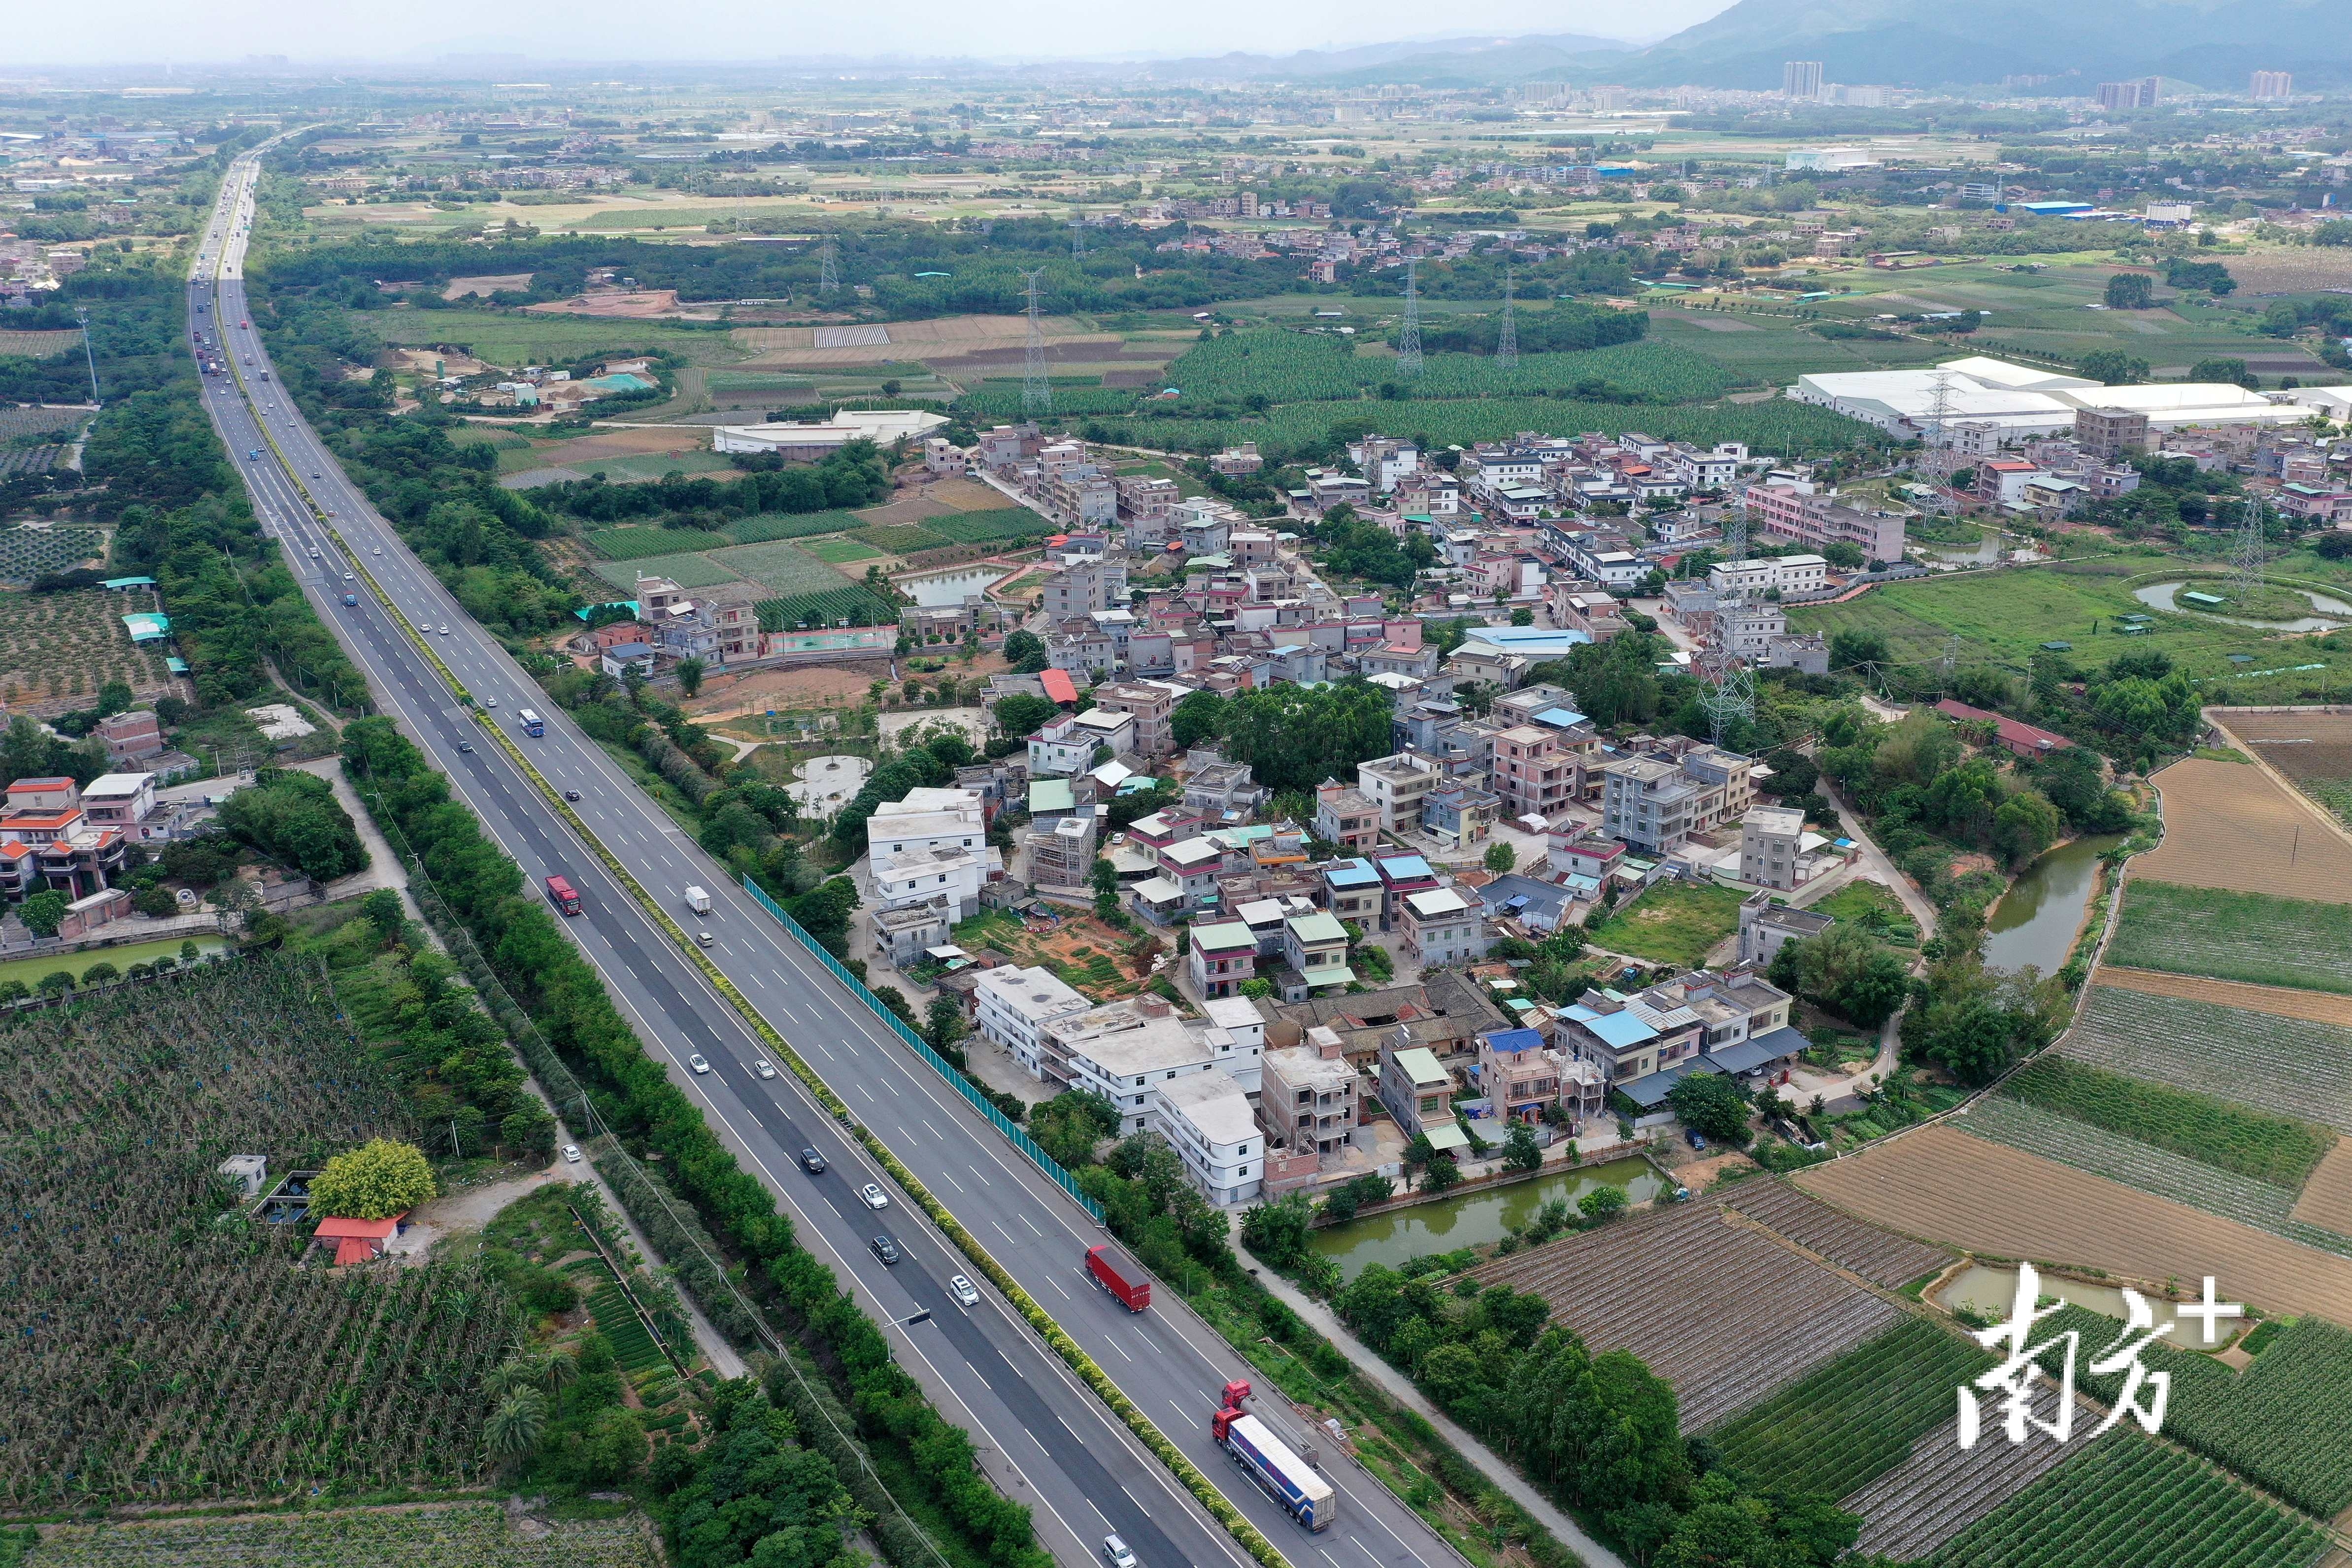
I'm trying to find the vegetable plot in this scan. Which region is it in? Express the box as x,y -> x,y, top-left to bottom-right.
2108,879 -> 2352,995
2065,985 -> 2352,1133
2001,1056 -> 2336,1189
31,1499 -> 660,1567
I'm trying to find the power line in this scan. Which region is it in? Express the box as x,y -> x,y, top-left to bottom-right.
75,306 -> 101,407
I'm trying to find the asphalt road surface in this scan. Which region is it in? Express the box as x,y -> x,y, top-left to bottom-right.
189,151 -> 1460,1568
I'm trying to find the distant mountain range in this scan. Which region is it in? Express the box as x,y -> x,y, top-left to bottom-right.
1132,0 -> 2352,93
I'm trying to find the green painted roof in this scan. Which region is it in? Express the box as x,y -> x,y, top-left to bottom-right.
1286,910 -> 1348,944
1394,1046 -> 1449,1087
1028,778 -> 1075,813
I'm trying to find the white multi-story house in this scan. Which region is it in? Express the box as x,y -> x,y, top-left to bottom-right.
869,787 -> 987,860
1154,1071 -> 1264,1206
1040,995 -> 1265,1133
1399,887 -> 1489,966
870,841 -> 1000,923
1708,554 -> 1829,597
1028,709 -> 1138,776
973,965 -> 1092,1076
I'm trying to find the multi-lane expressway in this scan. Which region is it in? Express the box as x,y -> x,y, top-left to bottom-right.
188,151 -> 1460,1568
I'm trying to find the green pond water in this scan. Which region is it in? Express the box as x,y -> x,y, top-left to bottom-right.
1982,834 -> 2125,975
1307,1154 -> 1666,1279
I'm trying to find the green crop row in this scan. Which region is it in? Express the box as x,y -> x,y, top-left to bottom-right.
1156,329 -> 1731,405
921,507 -> 1052,545
1926,1429 -> 2326,1568
1710,1317 -> 1991,1500
2001,1057 -> 2336,1189
2067,986 -> 2352,1134
587,525 -> 733,560
2029,1305 -> 2352,1520
2108,879 -> 2352,995
726,509 -> 870,543
755,585 -> 901,632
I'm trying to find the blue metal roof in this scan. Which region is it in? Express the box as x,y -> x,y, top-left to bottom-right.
1579,1011 -> 1658,1049
1484,1027 -> 1546,1055
1532,707 -> 1590,729
1375,854 -> 1434,880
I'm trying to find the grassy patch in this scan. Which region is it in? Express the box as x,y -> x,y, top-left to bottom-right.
725,509 -> 868,543
920,508 -> 1052,546
2107,878 -> 2352,995
2001,1056 -> 2333,1189
349,306 -> 739,367
1583,879 -> 1747,967
804,536 -> 883,564
866,524 -> 950,554
1710,1317 -> 1991,1499
1809,880 -> 1919,945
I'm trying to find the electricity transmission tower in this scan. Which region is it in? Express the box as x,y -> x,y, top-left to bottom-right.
1496,265 -> 1518,372
2233,497 -> 2267,596
1940,633 -> 1961,694
74,306 -> 100,406
1021,269 -> 1053,417
1070,216 -> 1085,261
1700,662 -> 1756,746
817,234 -> 840,297
1397,258 -> 1423,378
1914,369 -> 1957,485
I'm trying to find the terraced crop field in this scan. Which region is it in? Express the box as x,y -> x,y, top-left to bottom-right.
725,508 -> 870,543
586,525 -> 732,560
1709,1317 -> 1991,1500
1920,1430 -> 2328,1568
2064,984 -> 2352,1132
1954,1096 -> 2352,1257
31,1501 -> 661,1567
1467,1201 -> 1899,1430
2106,879 -> 2352,994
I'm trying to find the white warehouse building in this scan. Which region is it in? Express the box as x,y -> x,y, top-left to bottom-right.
1789,355 -> 2342,444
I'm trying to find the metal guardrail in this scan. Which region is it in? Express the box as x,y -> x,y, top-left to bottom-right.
739,873 -> 1106,1222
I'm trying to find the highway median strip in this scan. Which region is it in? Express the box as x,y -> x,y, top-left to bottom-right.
277,451 -> 1293,1568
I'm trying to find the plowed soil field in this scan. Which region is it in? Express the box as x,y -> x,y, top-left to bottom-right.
2095,966 -> 2352,1027
2293,1143 -> 2352,1236
2135,756 -> 2352,902
1796,1127 -> 2352,1326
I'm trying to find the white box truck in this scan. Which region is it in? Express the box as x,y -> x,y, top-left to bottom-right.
684,886 -> 712,916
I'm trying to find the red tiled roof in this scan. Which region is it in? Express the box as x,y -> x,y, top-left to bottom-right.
1039,668 -> 1080,705
333,1236 -> 378,1266
1936,699 -> 2070,754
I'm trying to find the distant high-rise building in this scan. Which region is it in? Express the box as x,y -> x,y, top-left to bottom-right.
2097,81 -> 2149,110
2141,76 -> 2161,105
2251,70 -> 2293,100
1783,61 -> 1824,99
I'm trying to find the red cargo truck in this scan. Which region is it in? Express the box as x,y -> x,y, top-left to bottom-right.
544,874 -> 582,916
1085,1243 -> 1150,1312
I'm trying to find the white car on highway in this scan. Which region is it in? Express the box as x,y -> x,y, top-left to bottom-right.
688,1055 -> 711,1075
859,1183 -> 890,1210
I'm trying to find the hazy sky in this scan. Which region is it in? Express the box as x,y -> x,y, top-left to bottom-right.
18,0 -> 1737,67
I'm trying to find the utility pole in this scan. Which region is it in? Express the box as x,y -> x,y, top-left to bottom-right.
75,306 -> 100,407
1397,257 -> 1423,378
1021,269 -> 1052,417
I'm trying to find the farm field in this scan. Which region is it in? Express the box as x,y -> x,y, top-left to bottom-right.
1465,1201 -> 1901,1430
918,506 -> 1053,546
755,584 -> 903,632
1787,559 -> 2336,688
804,535 -> 883,563
351,307 -> 743,367
0,523 -> 105,585
2064,984 -> 2352,1133
2000,1056 -> 2334,1189
1153,329 -> 1733,404
1647,309 -> 1955,381
1842,1412 -> 2078,1561
1106,391 -> 1878,461
706,538 -> 859,595
2026,1304 -> 2352,1521
726,508 -> 873,543
1797,1125 -> 2352,1324
1582,878 -> 1746,967
865,524 -> 949,554
586,525 -> 733,560
2212,707 -> 2352,826
1920,1430 -> 2328,1568
1714,1177 -> 1951,1286
2107,879 -> 2352,994
0,585 -> 174,708
0,960 -> 514,1506
0,404 -> 92,438
2132,756 -> 2352,903
28,1501 -> 661,1568
1954,1095 -> 2352,1258
1708,1316 -> 1991,1501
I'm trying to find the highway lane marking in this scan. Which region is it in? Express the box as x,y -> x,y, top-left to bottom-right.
891,1331 -> 1093,1567
1106,1335 -> 1133,1363
993,1220 -> 1017,1245
1022,1213 -> 1043,1237
939,1168 -> 965,1194
1048,1275 -> 1071,1301
855,1082 -> 876,1103
1321,1550 -> 1343,1568
923,1118 -> 944,1141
